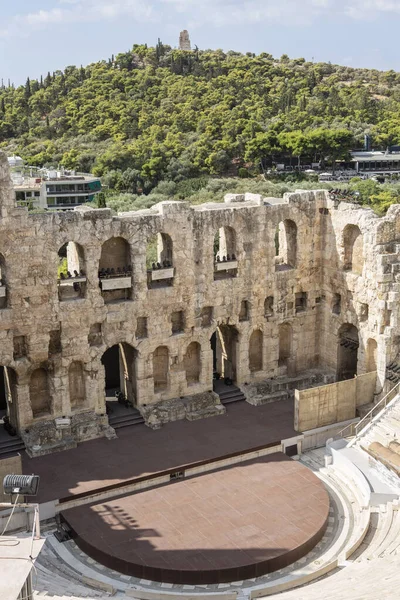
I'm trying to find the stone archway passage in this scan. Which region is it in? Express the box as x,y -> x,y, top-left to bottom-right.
101,343 -> 137,404
0,366 -> 18,429
337,324 -> 359,381
211,325 -> 238,382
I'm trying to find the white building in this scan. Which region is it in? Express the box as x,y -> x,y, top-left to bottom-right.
10,162 -> 102,210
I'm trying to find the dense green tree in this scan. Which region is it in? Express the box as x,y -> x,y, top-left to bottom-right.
1,46 -> 400,186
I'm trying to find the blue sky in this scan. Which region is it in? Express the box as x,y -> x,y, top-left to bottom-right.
1,0 -> 400,85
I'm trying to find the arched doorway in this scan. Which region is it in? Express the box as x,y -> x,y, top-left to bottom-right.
101,343 -> 137,411
0,367 -> 18,432
211,325 -> 238,384
337,324 -> 359,381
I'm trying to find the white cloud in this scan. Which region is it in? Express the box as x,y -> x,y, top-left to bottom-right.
1,0 -> 400,39
0,1 -> 155,39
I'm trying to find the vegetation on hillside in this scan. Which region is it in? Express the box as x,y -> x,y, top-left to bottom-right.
2,44 -> 400,195
98,175 -> 400,217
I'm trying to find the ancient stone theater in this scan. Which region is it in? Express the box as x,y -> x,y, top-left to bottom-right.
3,149 -> 400,596
0,149 -> 397,453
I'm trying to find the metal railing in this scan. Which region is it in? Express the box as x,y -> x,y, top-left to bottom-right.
338,381 -> 400,443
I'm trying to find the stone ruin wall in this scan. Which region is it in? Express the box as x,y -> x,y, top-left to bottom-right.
0,153 -> 398,454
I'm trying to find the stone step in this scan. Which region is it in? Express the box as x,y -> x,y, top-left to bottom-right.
219,391 -> 247,405
108,411 -> 144,429
0,435 -> 25,456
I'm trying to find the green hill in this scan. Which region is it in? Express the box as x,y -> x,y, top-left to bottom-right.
2,43 -> 400,190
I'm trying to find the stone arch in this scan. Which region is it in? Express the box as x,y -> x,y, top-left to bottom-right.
101,342 -> 138,405
99,237 -> 132,302
343,225 -> 364,275
366,338 -> 378,373
146,232 -> 174,288
153,346 -> 169,391
0,252 -> 8,309
276,220 -> 297,270
57,241 -> 86,300
184,342 -> 201,385
69,361 -> 86,410
100,236 -> 131,271
249,330 -> 263,372
210,325 -> 238,382
30,368 -> 51,418
279,323 -> 292,366
337,323 -> 359,381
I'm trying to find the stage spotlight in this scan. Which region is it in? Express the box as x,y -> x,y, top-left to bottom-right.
3,474 -> 40,496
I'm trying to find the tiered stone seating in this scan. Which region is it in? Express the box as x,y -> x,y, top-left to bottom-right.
354,392 -> 400,480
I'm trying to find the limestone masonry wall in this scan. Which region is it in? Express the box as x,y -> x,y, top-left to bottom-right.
0,153 -> 398,455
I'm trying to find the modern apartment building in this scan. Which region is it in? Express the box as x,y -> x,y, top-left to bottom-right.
9,158 -> 102,210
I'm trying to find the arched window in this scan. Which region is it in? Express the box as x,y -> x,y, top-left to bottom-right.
30,368 -> 51,417
210,325 -> 238,382
275,220 -> 297,270
264,296 -> 274,317
0,253 -> 8,309
249,330 -> 263,372
153,346 -> 169,391
69,361 -> 86,410
184,342 -> 201,384
366,339 -> 378,373
279,323 -> 292,366
343,225 -> 363,275
214,226 -> 237,279
57,242 -> 86,301
337,323 -> 359,381
147,233 -> 174,288
99,237 -> 132,302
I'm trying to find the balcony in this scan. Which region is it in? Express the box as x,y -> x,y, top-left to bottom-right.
215,259 -> 238,271
100,276 -> 132,291
147,262 -> 174,289
58,273 -> 87,301
214,256 -> 238,280
150,267 -> 174,281
58,276 -> 86,287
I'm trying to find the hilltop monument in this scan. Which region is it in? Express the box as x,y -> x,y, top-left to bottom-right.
179,30 -> 191,51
